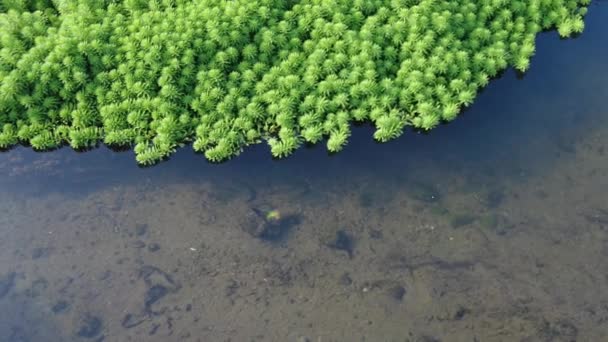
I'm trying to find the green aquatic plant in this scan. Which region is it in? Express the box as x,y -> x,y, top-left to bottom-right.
0,0 -> 591,164
265,209 -> 281,222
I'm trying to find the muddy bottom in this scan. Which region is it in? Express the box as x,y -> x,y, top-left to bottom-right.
2,131 -> 608,341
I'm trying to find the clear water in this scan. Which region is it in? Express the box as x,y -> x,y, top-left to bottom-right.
1,4 -> 608,341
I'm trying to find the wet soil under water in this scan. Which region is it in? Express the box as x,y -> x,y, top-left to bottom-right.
1,4 -> 608,342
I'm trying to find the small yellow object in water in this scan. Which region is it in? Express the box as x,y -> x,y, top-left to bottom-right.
266,210 -> 281,221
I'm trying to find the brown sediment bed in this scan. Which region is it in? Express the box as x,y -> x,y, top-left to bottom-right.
1,140 -> 608,341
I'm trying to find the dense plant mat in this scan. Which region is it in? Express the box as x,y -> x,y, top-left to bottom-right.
0,0 -> 590,164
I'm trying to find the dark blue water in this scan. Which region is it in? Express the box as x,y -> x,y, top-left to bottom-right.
0,3 -> 607,341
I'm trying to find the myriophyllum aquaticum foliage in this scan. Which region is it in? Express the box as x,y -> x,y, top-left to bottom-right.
0,0 -> 590,164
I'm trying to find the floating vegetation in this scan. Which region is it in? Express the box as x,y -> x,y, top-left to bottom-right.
0,0 -> 590,164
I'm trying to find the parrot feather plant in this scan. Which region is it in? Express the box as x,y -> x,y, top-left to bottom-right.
0,0 -> 591,164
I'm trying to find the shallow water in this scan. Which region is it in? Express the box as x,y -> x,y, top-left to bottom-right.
1,4 -> 608,342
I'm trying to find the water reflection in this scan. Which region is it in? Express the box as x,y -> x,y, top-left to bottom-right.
1,4 -> 607,341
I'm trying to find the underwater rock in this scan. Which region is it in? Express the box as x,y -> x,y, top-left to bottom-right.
135,224 -> 148,237
0,272 -> 16,299
76,314 -> 103,339
339,273 -> 353,286
51,300 -> 70,314
242,207 -> 272,237
361,279 -> 407,301
327,230 -> 354,258
453,307 -> 470,320
147,243 -> 161,252
139,266 -> 180,313
145,285 -> 169,309
387,285 -> 407,302
259,214 -> 301,242
242,207 -> 301,243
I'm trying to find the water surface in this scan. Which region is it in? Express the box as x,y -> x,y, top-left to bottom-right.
1,4 -> 608,341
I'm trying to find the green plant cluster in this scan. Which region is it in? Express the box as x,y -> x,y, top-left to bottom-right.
0,0 -> 590,164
